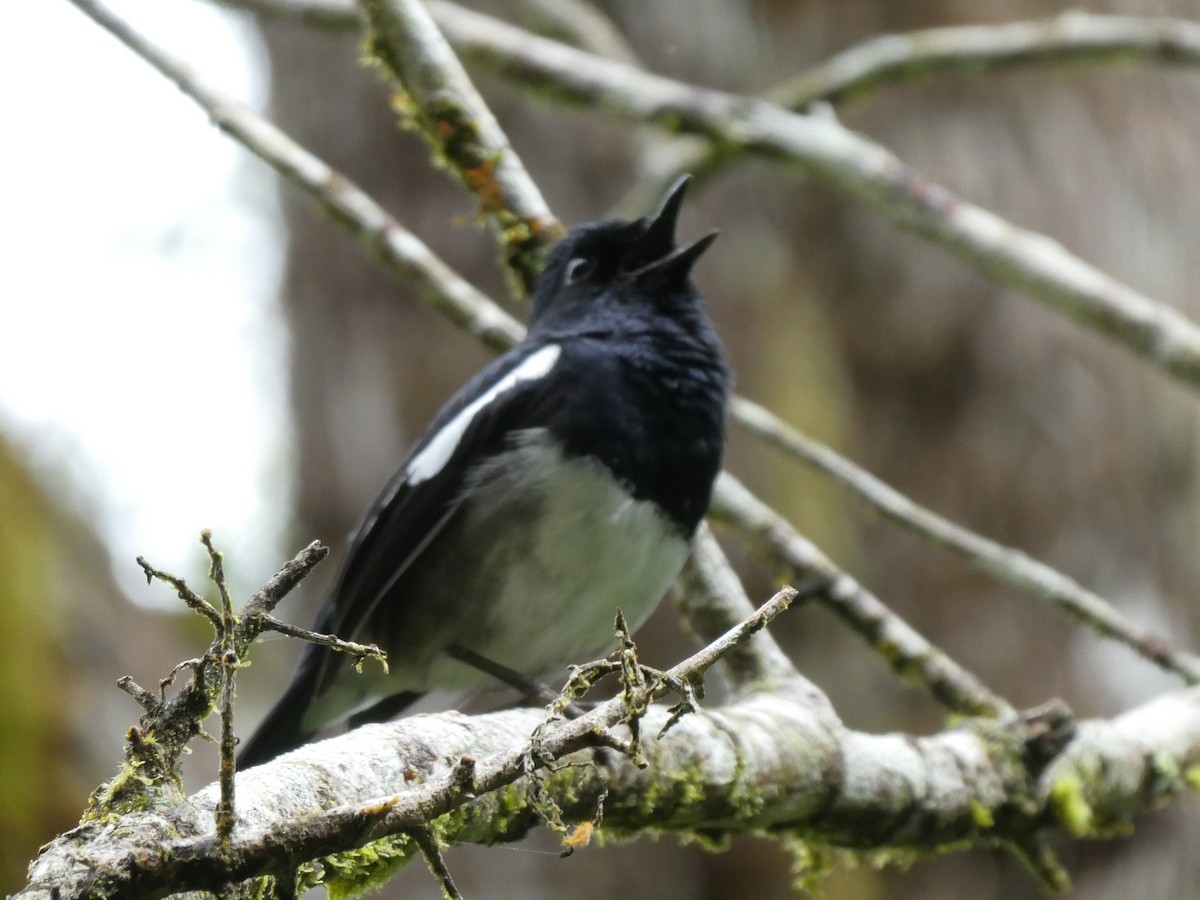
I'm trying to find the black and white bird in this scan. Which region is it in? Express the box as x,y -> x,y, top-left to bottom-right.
238,176 -> 729,767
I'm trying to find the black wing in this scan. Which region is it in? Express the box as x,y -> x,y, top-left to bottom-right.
319,339 -> 568,651
239,339 -> 573,766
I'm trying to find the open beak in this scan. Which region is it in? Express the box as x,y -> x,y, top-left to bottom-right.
623,174 -> 718,283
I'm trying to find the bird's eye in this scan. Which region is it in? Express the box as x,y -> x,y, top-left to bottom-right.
564,257 -> 595,285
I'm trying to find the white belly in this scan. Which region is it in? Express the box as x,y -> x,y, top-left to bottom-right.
428,436 -> 690,688
309,432 -> 691,723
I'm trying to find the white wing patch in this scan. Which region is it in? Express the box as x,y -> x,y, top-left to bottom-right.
405,343 -> 562,485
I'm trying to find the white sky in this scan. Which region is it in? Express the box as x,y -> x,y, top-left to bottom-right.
1,0 -> 288,603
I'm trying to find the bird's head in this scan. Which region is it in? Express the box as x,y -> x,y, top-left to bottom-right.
530,175 -> 717,331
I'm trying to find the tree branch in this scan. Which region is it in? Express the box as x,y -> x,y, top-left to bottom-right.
619,10 -> 1200,199
772,12 -> 1200,109
26,659 -> 1200,898
213,0 -> 359,29
360,0 -> 560,299
676,525 -> 811,693
731,396 -> 1200,684
211,2 -> 1200,105
46,3 -> 1200,893
711,473 -> 1014,720
432,3 -> 1200,394
67,0 -> 524,355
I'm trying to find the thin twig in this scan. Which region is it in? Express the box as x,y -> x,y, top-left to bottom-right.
361,0 -> 561,298
731,396 -> 1200,684
711,473 -> 1014,720
259,615 -> 388,671
432,3 -> 1200,394
200,532 -> 240,850
201,531 -> 236,627
677,525 -> 806,692
239,540 -> 331,619
664,586 -> 798,690
411,828 -> 463,900
117,676 -> 163,715
136,556 -> 223,629
159,658 -> 205,701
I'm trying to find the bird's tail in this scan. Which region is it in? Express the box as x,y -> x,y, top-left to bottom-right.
236,650 -> 324,769
237,646 -> 426,769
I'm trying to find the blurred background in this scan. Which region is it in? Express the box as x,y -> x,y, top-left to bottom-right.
6,0 -> 1200,896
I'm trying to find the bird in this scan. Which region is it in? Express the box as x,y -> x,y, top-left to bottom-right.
238,175 -> 730,767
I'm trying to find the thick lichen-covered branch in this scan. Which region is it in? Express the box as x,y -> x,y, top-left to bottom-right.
19,588 -> 801,899
23,669 -> 1200,899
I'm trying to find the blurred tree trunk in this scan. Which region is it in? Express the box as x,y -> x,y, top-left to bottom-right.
0,437 -> 189,891
0,438 -> 75,889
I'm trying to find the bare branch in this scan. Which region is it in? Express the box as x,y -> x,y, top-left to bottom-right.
677,525 -> 810,694
66,0 -> 522,354
136,555 -> 222,628
258,615 -> 388,671
774,12 -> 1200,109
711,473 -> 1014,720
210,0 -> 637,61
432,3 -> 1200,394
212,2 -> 1200,103
669,585 -> 799,689
731,396 -> 1200,684
506,0 -> 636,62
360,0 -> 561,298
213,0 -> 360,29
117,676 -> 162,715
613,10 -> 1200,218
201,530 -> 236,624
237,540 -> 331,619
